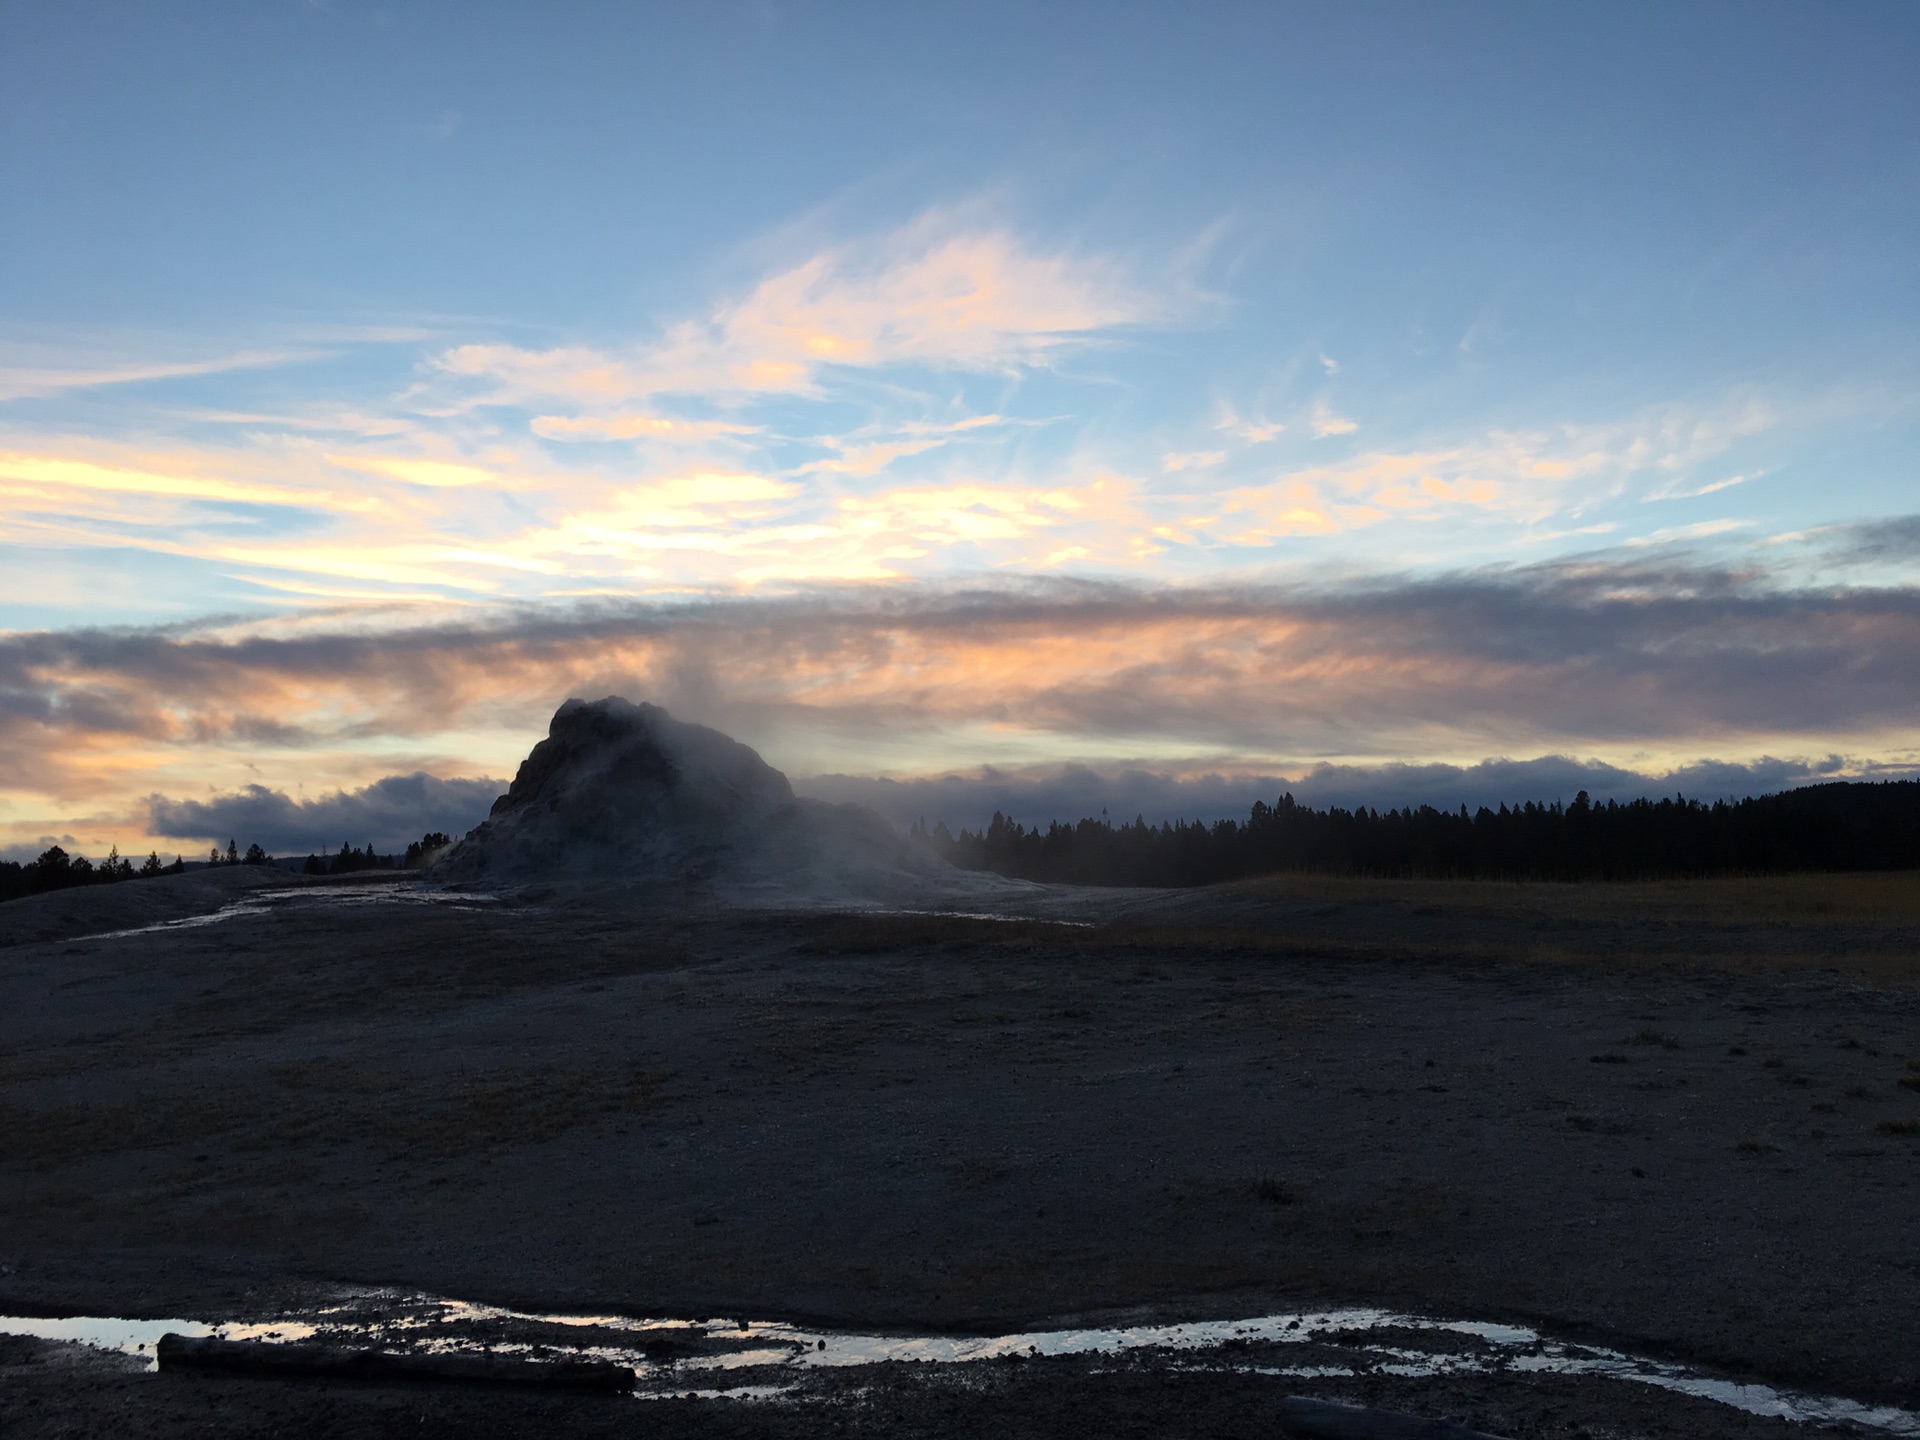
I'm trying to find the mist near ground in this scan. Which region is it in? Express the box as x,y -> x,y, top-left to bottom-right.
796,753 -> 1920,836
44,747 -> 1913,867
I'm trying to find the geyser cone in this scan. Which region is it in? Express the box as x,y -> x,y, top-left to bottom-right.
433,696 -> 968,906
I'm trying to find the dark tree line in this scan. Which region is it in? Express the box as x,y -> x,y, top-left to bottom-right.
913,780 -> 1920,886
299,833 -> 455,876
4,830 -> 459,903
0,841 -> 240,902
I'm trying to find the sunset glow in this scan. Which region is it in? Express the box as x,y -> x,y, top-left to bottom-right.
3,4 -> 1917,858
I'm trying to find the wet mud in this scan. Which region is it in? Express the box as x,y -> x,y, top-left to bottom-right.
8,1292 -> 1917,1431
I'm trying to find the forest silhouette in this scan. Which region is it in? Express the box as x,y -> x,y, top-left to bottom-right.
914,780 -> 1920,886
0,831 -> 456,904
7,784 -> 1917,905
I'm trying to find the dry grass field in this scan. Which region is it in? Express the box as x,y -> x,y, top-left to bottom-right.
1235,867 -> 1920,931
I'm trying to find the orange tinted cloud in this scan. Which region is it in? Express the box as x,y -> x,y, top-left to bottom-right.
0,450 -> 352,509
0,383 -> 1792,616
324,455 -> 504,488
434,219 -> 1155,408
529,413 -> 760,443
797,438 -> 947,477
1310,400 -> 1358,438
704,225 -> 1147,376
7,554 -> 1918,840
1162,450 -> 1226,472
1213,422 -> 1686,543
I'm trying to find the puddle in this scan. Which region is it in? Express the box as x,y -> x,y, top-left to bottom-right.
81,891 -> 1068,943
0,1313 -> 311,1357
84,883 -> 499,942
863,908 -> 1095,928
4,1295 -> 1916,1430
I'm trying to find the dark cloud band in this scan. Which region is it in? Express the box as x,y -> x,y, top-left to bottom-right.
798,754 -> 1917,834
2,542 -> 1918,804
144,774 -> 504,856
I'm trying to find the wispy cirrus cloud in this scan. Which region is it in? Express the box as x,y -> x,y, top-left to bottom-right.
0,193 -> 1831,628
0,347 -> 316,402
1161,450 -> 1226,472
796,437 -> 949,478
321,454 -> 509,489
793,413 -> 1016,478
1215,410 -> 1286,444
0,322 -> 447,404
434,216 -> 1159,411
834,478 -> 1128,550
0,375 -> 1813,617
529,413 -> 760,443
0,415 -> 1154,596
1204,394 -> 1782,544
1309,399 -> 1358,438
1649,471 -> 1762,502
486,471 -> 1146,585
0,449 -> 365,511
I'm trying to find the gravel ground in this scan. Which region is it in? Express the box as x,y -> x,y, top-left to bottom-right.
2,869 -> 1917,1436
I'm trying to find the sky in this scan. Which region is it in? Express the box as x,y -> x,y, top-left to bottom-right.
3,1 -> 1919,858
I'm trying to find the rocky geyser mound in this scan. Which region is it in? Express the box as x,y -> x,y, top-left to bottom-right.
433,696 -> 960,905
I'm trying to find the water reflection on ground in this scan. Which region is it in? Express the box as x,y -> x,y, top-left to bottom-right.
82,892 -> 1088,944
84,882 -> 499,942
862,908 -> 1094,927
5,1294 -> 1916,1432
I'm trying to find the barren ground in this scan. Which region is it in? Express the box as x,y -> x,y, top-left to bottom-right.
2,867 -> 1918,1437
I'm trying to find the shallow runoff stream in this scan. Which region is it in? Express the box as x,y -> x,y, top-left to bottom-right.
3,1294 -> 1915,1433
